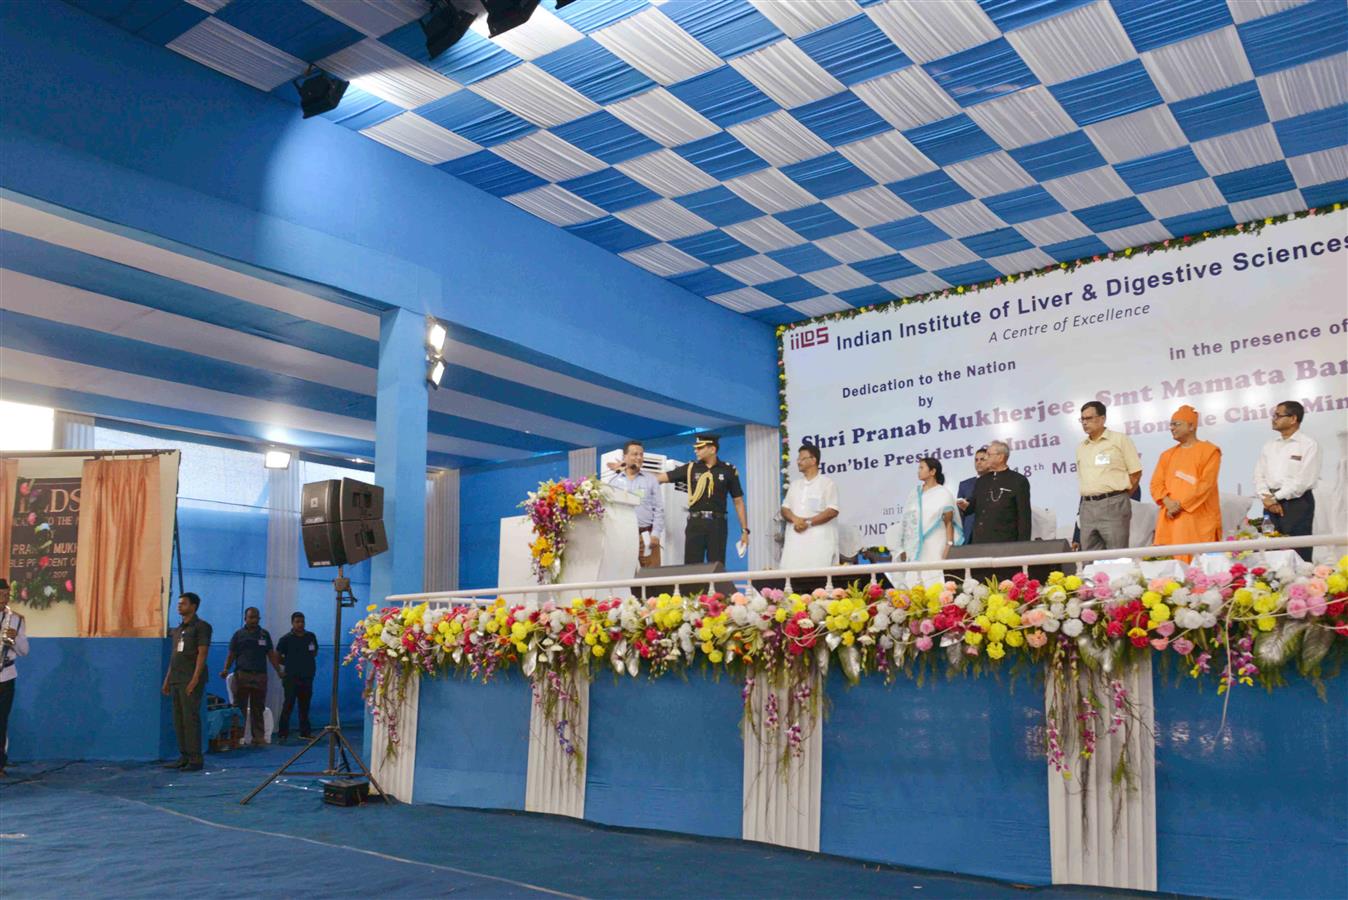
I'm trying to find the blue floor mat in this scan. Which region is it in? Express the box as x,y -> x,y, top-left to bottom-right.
0,742 -> 1177,899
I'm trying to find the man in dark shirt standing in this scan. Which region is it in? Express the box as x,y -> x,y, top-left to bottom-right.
162,592 -> 211,771
959,440 -> 1032,544
219,606 -> 282,746
653,434 -> 749,565
275,611 -> 319,742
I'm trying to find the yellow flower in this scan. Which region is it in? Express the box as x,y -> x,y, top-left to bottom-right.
1162,581 -> 1179,596
1141,591 -> 1161,608
774,607 -> 788,622
987,622 -> 1007,643
842,631 -> 855,646
592,644 -> 606,657
1328,573 -> 1347,593
1063,576 -> 1082,591
975,614 -> 992,630
926,598 -> 941,615
1253,595 -> 1277,614
1233,588 -> 1254,608
986,641 -> 1005,660
964,630 -> 983,645
708,649 -> 724,663
701,640 -> 714,654
1150,603 -> 1170,622
584,632 -> 598,646
1256,615 -> 1276,632
1005,630 -> 1025,648
366,604 -> 377,612
1047,571 -> 1064,585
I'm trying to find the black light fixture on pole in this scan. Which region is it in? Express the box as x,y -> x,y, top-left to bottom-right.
294,66 -> 349,119
241,478 -> 389,805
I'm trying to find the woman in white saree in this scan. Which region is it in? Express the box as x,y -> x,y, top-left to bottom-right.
894,457 -> 964,588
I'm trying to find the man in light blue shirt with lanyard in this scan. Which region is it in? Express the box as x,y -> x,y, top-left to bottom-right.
606,440 -> 665,567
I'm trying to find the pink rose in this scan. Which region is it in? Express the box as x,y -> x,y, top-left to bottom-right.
1172,637 -> 1195,655
1148,578 -> 1168,592
1155,620 -> 1175,637
1093,587 -> 1112,600
731,593 -> 747,606
1306,578 -> 1327,598
915,636 -> 933,652
1150,638 -> 1169,651
919,619 -> 935,635
1308,596 -> 1327,617
1026,630 -> 1048,648
812,588 -> 828,599
1023,608 -> 1047,627
831,588 -> 847,600
1080,608 -> 1098,625
1287,597 -> 1308,619
1092,572 -> 1110,587
1313,565 -> 1332,578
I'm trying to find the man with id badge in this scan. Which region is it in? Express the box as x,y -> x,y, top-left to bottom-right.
276,611 -> 319,741
162,592 -> 211,770
220,606 -> 283,746
1076,401 -> 1143,550
1150,404 -> 1222,562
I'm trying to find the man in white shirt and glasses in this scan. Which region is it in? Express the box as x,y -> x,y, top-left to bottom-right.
606,440 -> 665,568
1253,400 -> 1321,562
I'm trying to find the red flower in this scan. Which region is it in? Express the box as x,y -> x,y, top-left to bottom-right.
1130,633 -> 1150,648
645,627 -> 658,642
38,556 -> 50,568
1106,621 -> 1125,638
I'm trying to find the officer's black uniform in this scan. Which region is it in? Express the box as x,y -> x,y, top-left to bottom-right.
669,450 -> 743,565
167,615 -> 212,768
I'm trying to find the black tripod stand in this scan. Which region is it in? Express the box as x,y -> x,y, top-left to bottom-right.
241,567 -> 387,805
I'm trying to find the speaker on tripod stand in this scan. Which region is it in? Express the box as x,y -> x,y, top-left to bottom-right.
241,478 -> 390,805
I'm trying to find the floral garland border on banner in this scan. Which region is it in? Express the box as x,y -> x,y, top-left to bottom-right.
349,558 -> 1348,782
520,477 -> 605,584
772,204 -> 1346,479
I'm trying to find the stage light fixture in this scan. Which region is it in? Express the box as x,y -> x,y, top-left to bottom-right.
554,0 -> 578,7
483,0 -> 540,36
422,0 -> 476,59
264,449 -> 293,469
426,317 -> 448,355
294,67 -> 349,118
427,356 -> 446,389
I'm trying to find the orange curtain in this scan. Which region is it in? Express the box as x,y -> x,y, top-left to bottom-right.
74,457 -> 163,637
0,458 -> 17,580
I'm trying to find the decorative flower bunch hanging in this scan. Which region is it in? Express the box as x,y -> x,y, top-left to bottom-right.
520,477 -> 606,583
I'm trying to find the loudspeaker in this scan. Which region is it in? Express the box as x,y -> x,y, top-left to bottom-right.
634,562 -> 736,599
301,479 -> 387,568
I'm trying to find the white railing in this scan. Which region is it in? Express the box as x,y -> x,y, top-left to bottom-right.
385,534 -> 1345,607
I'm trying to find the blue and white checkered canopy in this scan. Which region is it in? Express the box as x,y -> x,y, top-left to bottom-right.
68,0 -> 1348,325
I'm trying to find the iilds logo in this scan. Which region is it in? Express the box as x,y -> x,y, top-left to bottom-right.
788,325 -> 829,350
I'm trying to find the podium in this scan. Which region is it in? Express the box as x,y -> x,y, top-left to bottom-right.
497,488 -> 641,599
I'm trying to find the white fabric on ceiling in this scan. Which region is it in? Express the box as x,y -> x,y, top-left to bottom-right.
303,0 -> 424,38
505,184 -> 605,225
1041,167 -> 1132,209
489,7 -> 585,61
716,254 -> 795,285
1084,106 -> 1188,164
902,239 -> 980,271
1226,0 -> 1309,25
591,7 -> 722,85
494,130 -> 607,181
1141,26 -> 1255,102
1006,1 -> 1136,85
924,200 -> 1006,238
853,67 -> 961,131
722,216 -> 804,253
1098,221 -> 1170,250
1190,124 -> 1284,175
168,17 -> 304,91
748,0 -> 861,39
965,85 -> 1078,150
614,199 -> 716,241
361,113 -> 479,164
1257,54 -> 1348,119
707,286 -> 781,313
725,168 -> 820,214
883,272 -> 950,296
1017,212 -> 1094,245
813,229 -> 895,263
619,242 -> 704,276
615,148 -> 719,196
789,294 -> 850,316
866,0 -> 1001,64
1138,179 -> 1226,219
1287,146 -> 1348,188
824,185 -> 916,227
731,40 -> 844,109
946,152 -> 1035,197
472,63 -> 600,128
803,264 -> 872,293
1232,190 -> 1306,223
728,110 -> 834,166
989,247 -> 1056,275
321,38 -> 460,109
838,130 -> 936,183
609,87 -> 720,146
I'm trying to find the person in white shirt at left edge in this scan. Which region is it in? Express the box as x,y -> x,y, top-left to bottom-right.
0,578 -> 32,777
779,443 -> 840,570
1254,399 -> 1321,562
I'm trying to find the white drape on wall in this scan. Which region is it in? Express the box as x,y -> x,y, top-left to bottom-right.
568,447 -> 596,481
424,469 -> 459,592
263,461 -> 301,728
744,424 -> 782,570
52,410 -> 95,450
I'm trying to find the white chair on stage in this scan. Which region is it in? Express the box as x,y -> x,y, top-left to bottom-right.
224,672 -> 275,745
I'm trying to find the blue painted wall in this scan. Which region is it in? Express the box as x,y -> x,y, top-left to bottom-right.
0,2 -> 776,425
412,671 -> 531,809
1153,671 -> 1347,899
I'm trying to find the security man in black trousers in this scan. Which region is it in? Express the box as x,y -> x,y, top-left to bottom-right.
654,434 -> 749,565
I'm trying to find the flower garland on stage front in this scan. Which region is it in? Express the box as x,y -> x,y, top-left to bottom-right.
520,477 -> 606,584
348,559 -> 1348,774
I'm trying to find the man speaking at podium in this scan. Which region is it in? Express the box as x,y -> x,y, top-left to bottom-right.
604,440 -> 665,567
653,434 -> 748,566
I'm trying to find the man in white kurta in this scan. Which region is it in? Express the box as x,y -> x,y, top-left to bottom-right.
779,443 -> 840,570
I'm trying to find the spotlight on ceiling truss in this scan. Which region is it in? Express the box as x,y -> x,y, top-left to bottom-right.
294,67 -> 349,118
483,0 -> 540,37
422,0 -> 476,59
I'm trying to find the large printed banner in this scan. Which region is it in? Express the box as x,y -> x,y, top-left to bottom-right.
783,213 -> 1348,547
8,476 -> 80,610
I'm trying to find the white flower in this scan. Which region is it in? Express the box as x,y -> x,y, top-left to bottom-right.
1123,584 -> 1144,599
1199,612 -> 1218,629
1042,617 -> 1061,633
808,600 -> 827,620
873,610 -> 891,630
1201,589 -> 1223,610
1169,588 -> 1191,606
1049,602 -> 1065,620
729,606 -> 750,626
1062,618 -> 1084,638
962,578 -> 979,593
798,618 -> 815,631
973,584 -> 990,599
965,597 -> 985,617
1065,599 -> 1082,619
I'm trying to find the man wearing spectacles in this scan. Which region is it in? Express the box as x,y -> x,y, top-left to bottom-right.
1075,401 -> 1143,550
1253,400 -> 1320,561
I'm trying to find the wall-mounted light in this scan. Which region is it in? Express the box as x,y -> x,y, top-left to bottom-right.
264,449 -> 294,469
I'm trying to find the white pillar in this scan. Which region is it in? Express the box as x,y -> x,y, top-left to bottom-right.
370,674 -> 420,802
424,469 -> 459,592
568,447 -> 596,481
743,424 -> 782,570
525,673 -> 589,818
263,462 -> 301,732
1048,658 -> 1157,890
741,675 -> 822,851
52,410 -> 95,450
